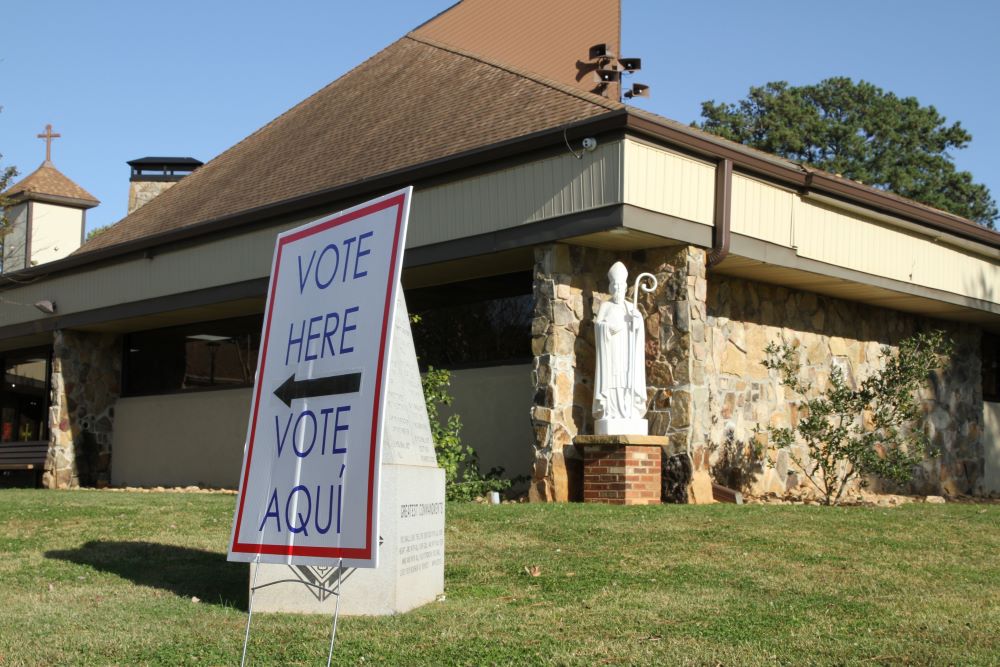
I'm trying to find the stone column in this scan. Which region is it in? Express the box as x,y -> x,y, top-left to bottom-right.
529,244 -> 593,502
45,330 -> 122,489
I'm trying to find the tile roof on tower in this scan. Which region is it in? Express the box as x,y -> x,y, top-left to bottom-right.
4,160 -> 99,208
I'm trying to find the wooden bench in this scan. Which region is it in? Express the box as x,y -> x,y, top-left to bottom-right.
0,442 -> 49,485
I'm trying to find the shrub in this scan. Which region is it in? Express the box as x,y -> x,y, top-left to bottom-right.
759,330 -> 952,505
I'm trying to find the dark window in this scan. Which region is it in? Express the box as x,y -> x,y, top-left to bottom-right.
1,348 -> 51,443
123,315 -> 263,396
984,333 -> 1000,402
407,272 -> 533,370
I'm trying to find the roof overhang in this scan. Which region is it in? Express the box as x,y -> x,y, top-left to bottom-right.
6,191 -> 99,210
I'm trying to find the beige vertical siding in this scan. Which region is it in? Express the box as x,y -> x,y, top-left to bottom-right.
622,138 -> 715,225
409,140 -> 623,247
0,220 -> 293,329
730,173 -> 795,247
793,198 -> 1000,304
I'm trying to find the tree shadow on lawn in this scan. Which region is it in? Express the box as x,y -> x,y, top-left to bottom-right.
45,541 -> 248,609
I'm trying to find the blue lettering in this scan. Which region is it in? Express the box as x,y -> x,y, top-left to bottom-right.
333,406 -> 350,454
341,306 -> 359,354
258,488 -> 281,532
319,405 -> 350,455
314,484 -> 336,535
285,319 -> 305,365
353,231 -> 373,279
315,243 -> 340,290
322,312 -> 340,358
285,485 -> 311,536
303,315 -> 323,361
340,237 -> 356,283
292,410 -> 317,458
274,413 -> 293,457
297,251 -> 316,294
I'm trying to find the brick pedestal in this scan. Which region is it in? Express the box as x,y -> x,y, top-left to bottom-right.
575,435 -> 665,505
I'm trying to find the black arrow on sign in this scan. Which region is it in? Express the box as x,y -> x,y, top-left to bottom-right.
274,371 -> 362,407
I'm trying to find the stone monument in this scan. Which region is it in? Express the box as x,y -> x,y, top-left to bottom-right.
578,262 -> 666,504
250,292 -> 445,614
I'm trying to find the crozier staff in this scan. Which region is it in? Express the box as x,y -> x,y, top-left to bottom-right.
593,261 -> 647,422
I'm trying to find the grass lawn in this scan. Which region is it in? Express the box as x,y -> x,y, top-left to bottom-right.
0,490 -> 997,666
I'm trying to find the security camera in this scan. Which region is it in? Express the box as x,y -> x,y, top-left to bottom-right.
582,137 -> 598,152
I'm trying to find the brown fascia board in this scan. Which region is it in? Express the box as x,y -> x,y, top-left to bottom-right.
622,113 -> 1000,250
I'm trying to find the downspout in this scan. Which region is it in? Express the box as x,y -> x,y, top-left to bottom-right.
706,158 -> 732,270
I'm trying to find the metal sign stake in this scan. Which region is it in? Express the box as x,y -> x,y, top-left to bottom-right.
325,558 -> 345,667
240,554 -> 262,667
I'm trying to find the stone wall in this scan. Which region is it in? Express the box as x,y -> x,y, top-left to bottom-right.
529,241 -> 987,501
700,276 -> 984,497
127,181 -> 177,215
46,330 -> 122,488
529,243 -> 705,501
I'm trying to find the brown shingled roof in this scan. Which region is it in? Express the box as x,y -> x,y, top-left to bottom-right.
73,28 -> 999,259
4,160 -> 99,207
79,35 -> 622,254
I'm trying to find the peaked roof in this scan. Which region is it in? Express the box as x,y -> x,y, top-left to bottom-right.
79,35 -> 622,254
4,160 -> 99,208
412,0 -> 620,98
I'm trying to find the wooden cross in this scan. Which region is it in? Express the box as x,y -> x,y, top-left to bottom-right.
37,124 -> 61,162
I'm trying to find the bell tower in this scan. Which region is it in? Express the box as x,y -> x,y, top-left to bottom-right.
0,125 -> 99,274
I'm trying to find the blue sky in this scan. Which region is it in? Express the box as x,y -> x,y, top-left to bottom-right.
3,0 -> 998,233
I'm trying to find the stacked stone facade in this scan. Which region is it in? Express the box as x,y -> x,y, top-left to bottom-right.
127,181 -> 178,215
530,242 -> 986,501
701,276 -> 984,497
45,331 -> 122,488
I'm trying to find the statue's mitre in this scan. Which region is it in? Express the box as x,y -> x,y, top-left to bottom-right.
608,261 -> 628,282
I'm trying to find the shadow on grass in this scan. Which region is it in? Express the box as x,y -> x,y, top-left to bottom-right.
45,541 -> 248,609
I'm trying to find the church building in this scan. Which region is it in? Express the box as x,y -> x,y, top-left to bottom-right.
1,0 -> 998,500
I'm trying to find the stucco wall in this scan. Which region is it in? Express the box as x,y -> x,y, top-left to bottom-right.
442,363 -> 534,481
985,401 -> 1000,494
30,203 -> 83,266
110,368 -> 529,489
1,203 -> 28,272
112,388 -> 252,488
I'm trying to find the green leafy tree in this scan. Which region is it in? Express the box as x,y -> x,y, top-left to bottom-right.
760,330 -> 952,505
697,78 -> 998,228
0,157 -> 17,236
0,154 -> 17,274
86,225 -> 109,242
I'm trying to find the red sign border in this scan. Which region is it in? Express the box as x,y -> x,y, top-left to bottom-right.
230,193 -> 406,561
